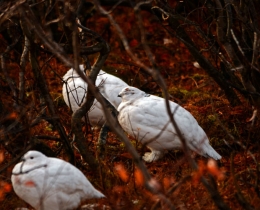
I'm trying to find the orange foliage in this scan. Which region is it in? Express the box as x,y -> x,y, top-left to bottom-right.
134,168 -> 144,187
112,185 -> 125,194
163,177 -> 175,190
129,39 -> 139,48
192,159 -> 225,186
0,181 -> 12,201
207,159 -> 225,180
0,151 -> 4,164
2,112 -> 18,122
114,163 -> 129,182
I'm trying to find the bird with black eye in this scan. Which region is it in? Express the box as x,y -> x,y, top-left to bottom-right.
117,86 -> 222,162
11,150 -> 105,210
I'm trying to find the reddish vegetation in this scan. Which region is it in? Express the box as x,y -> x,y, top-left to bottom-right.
1,5 -> 260,210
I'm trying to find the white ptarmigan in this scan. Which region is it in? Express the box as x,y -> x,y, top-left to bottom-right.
62,65 -> 128,126
11,151 -> 105,210
117,86 -> 221,162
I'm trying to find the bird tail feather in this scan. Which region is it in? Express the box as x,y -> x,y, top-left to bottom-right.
205,145 -> 221,160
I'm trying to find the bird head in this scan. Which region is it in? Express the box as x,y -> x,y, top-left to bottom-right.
22,151 -> 47,164
118,86 -> 147,101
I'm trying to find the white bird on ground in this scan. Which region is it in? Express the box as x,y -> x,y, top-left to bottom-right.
62,65 -> 128,126
11,150 -> 105,210
117,86 -> 222,162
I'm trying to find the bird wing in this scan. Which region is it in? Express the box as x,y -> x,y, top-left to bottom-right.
44,159 -> 86,192
118,96 -> 172,139
119,95 -> 207,150
120,95 -> 176,130
62,75 -> 88,112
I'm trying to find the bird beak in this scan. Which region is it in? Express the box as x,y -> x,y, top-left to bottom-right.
118,94 -> 121,97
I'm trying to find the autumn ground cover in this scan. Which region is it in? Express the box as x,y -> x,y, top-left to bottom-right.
1,3 -> 260,210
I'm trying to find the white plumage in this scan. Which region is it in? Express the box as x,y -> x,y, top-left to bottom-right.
117,86 -> 221,162
11,151 -> 105,210
62,65 -> 128,126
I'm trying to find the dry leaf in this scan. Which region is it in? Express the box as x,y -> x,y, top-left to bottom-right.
134,168 -> 144,187
114,163 -> 129,182
207,159 -> 225,180
0,151 -> 4,164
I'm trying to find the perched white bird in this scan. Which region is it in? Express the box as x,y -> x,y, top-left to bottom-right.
62,65 -> 128,126
11,151 -> 105,210
117,86 -> 222,162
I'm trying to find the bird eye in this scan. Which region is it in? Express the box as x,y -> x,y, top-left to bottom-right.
30,157 -> 34,159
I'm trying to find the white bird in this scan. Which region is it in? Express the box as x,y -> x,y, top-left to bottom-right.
62,65 -> 128,126
11,151 -> 105,210
117,86 -> 222,162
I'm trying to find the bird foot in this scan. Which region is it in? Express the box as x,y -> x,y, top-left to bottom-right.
142,151 -> 163,162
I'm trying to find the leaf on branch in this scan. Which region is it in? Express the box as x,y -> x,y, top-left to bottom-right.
0,181 -> 12,201
0,152 -> 4,164
114,163 -> 129,182
134,167 -> 144,187
163,176 -> 175,190
207,159 -> 225,180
